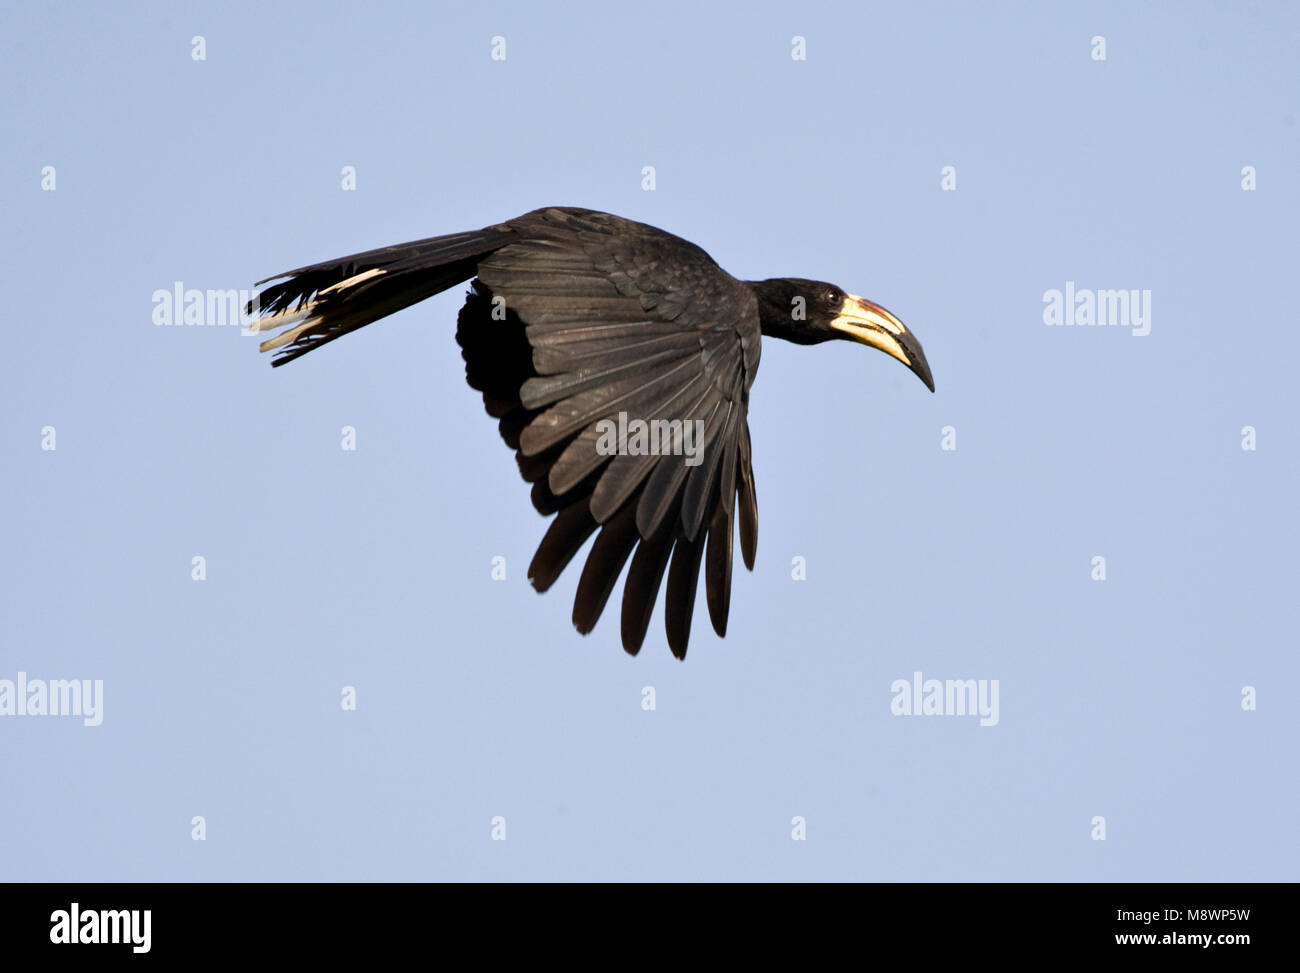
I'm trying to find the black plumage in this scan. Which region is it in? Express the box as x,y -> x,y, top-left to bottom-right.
247,207 -> 933,659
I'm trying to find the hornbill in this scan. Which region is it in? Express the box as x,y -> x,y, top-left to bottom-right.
247,207 -> 934,659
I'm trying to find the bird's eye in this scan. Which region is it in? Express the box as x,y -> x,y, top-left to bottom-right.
825,290 -> 839,304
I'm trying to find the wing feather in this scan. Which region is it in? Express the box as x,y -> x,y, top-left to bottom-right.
461,207 -> 761,657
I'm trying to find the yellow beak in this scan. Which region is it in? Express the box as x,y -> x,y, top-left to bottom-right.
829,294 -> 934,392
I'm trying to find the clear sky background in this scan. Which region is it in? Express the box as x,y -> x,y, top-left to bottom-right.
2,1 -> 1296,881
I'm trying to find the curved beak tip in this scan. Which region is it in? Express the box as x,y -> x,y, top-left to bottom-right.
915,357 -> 935,393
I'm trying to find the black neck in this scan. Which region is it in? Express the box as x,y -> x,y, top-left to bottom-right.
748,279 -> 821,344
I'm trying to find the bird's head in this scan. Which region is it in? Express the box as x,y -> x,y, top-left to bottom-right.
751,277 -> 934,392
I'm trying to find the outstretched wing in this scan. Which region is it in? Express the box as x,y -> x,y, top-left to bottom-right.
459,208 -> 760,658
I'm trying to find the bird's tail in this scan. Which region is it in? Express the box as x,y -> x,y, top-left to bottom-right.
246,226 -> 515,367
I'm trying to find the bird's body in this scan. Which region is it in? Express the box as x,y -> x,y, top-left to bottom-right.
248,207 -> 933,658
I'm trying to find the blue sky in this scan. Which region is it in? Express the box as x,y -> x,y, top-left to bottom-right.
1,1 -> 1296,881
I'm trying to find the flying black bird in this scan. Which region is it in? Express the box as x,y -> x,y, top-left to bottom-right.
247,207 -> 933,659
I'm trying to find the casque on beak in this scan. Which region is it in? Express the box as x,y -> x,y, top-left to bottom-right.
829,294 -> 935,392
